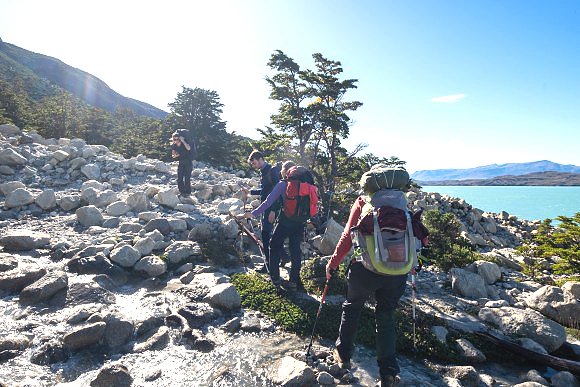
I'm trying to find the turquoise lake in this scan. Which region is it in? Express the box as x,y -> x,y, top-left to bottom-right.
422,186 -> 580,222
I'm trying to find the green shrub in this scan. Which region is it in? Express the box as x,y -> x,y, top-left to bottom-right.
231,272 -> 452,361
300,256 -> 348,295
422,210 -> 479,271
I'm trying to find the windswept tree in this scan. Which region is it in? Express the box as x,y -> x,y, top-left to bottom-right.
266,50 -> 313,163
33,92 -> 87,139
301,53 -> 363,213
167,87 -> 228,165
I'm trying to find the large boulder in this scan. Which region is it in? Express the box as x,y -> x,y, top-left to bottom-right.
479,307 -> 566,352
270,356 -> 316,386
90,363 -> 133,387
81,163 -> 101,180
525,285 -> 580,328
468,260 -> 502,284
4,188 -> 34,208
0,267 -> 47,293
126,192 -> 148,212
216,198 -> 243,215
105,201 -> 130,216
76,205 -> 104,227
0,124 -> 21,137
109,245 -> 141,268
319,218 -> 344,255
35,189 -> 57,210
0,230 -> 51,251
19,271 -> 68,305
204,283 -> 241,311
450,268 -> 488,299
0,181 -> 25,196
134,256 -> 167,278
165,241 -> 202,265
0,148 -> 27,166
104,314 -> 134,349
155,190 -> 179,208
63,322 -> 107,350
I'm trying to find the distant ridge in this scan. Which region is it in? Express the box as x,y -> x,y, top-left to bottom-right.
419,171 -> 580,186
412,160 -> 580,182
0,38 -> 167,119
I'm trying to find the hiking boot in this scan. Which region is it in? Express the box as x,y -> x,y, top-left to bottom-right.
333,348 -> 351,369
379,374 -> 400,387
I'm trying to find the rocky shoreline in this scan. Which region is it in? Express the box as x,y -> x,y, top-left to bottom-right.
0,123 -> 579,386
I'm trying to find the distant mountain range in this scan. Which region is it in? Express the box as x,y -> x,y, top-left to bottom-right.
412,160 -> 580,182
419,171 -> 580,186
0,38 -> 167,118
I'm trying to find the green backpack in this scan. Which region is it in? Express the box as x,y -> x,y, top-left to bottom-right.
359,165 -> 411,194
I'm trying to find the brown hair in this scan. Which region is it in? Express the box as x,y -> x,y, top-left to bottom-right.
247,150 -> 264,163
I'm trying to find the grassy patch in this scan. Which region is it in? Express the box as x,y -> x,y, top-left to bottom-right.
231,272 -> 452,361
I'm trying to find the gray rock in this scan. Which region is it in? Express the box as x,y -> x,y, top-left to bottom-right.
204,283 -> 241,311
19,271 -> 68,305
0,267 -> 47,293
562,281 -> 580,299
66,282 -> 116,306
512,383 -> 546,387
470,260 -> 501,284
217,198 -> 243,214
105,201 -> 130,216
90,363 -> 133,387
155,190 -> 179,208
63,322 -> 107,350
81,163 -> 101,180
133,237 -> 156,256
104,314 -> 134,349
0,335 -> 31,352
165,241 -> 202,264
110,245 -> 141,268
445,366 -> 481,387
0,123 -> 21,137
550,371 -> 579,387
525,285 -> 580,328
319,218 -> 344,255
525,369 -> 549,385
30,340 -> 68,365
0,147 -> 27,166
76,205 -> 104,227
0,229 -> 51,251
69,156 -> 87,170
450,268 -> 487,299
271,356 -> 316,386
0,165 -> 14,175
52,150 -> 69,162
4,188 -> 34,208
0,181 -> 25,196
59,194 -> 81,211
168,218 -> 188,232
455,338 -> 486,363
431,326 -> 448,343
94,190 -> 118,208
221,317 -> 241,333
35,189 -> 57,210
479,307 -> 566,352
0,253 -> 18,272
133,326 -> 170,353
317,371 -> 335,385
144,218 -> 171,235
119,222 -> 143,233
126,192 -> 148,212
154,161 -> 170,174
134,256 -> 167,278
518,338 -> 548,355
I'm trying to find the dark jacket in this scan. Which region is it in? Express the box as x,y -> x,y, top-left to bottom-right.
251,162 -> 281,211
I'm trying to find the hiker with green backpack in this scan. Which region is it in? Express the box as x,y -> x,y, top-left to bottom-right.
245,160 -> 318,290
325,165 -> 429,387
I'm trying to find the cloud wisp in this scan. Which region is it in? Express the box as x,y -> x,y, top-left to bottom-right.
431,93 -> 467,103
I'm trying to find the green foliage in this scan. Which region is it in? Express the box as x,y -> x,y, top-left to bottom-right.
422,209 -> 479,271
231,272 -> 453,361
520,213 -> 579,275
299,257 -> 348,295
554,276 -> 580,286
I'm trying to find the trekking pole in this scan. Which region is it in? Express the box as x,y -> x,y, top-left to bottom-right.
306,276 -> 331,359
411,266 -> 417,352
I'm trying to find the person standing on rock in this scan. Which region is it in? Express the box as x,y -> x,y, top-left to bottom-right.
245,160 -> 315,290
241,150 -> 283,267
170,131 -> 195,197
325,166 -> 429,387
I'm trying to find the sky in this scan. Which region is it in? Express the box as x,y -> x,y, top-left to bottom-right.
1,0 -> 579,173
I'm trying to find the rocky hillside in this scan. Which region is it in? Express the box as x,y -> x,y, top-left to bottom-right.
0,123 -> 579,386
0,38 -> 167,118
418,171 -> 580,186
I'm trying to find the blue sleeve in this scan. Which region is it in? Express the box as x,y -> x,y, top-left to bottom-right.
252,181 -> 286,217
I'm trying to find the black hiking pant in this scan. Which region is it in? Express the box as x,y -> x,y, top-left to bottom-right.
177,159 -> 193,195
268,218 -> 304,284
336,262 -> 407,378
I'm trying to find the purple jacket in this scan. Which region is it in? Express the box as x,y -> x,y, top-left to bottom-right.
251,181 -> 287,217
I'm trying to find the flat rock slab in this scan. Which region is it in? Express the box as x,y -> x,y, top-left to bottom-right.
0,230 -> 51,251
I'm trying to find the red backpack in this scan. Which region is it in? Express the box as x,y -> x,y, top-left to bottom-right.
283,166 -> 318,222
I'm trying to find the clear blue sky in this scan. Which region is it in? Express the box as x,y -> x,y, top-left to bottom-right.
1,0 -> 579,172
